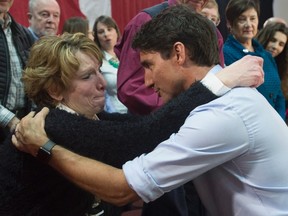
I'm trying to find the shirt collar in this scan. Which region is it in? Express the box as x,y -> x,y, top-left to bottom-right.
28,27 -> 40,40
103,51 -> 112,60
56,103 -> 99,120
208,64 -> 222,75
0,13 -> 12,29
56,103 -> 77,115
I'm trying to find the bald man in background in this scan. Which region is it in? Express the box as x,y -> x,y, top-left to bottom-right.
27,0 -> 60,40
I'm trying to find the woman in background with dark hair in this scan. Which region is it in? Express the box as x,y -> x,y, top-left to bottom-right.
62,16 -> 89,36
93,15 -> 127,113
256,22 -> 288,122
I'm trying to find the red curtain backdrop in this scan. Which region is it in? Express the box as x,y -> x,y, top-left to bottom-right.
111,0 -> 163,33
9,0 -> 29,27
9,0 -> 163,34
56,0 -> 86,32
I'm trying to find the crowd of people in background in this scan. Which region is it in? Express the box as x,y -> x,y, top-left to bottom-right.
223,0 -> 286,119
1,0 -> 288,216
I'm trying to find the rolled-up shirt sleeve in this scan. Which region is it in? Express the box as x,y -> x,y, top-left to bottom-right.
123,156 -> 165,202
0,105 -> 15,127
122,100 -> 250,202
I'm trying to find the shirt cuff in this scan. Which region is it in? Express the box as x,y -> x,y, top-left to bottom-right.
201,73 -> 231,96
0,106 -> 15,127
123,156 -> 164,203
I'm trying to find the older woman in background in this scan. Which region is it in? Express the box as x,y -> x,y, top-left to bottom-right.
223,0 -> 286,119
93,15 -> 127,113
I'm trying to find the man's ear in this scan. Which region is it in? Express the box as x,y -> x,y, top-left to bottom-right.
174,42 -> 186,65
47,84 -> 64,102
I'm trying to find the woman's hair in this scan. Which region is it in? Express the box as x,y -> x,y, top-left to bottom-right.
202,0 -> 220,26
23,33 -> 103,108
92,15 -> 121,49
62,16 -> 89,36
256,22 -> 288,78
205,0 -> 220,15
226,0 -> 260,29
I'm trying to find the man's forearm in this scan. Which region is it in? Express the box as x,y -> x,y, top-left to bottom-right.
49,145 -> 139,206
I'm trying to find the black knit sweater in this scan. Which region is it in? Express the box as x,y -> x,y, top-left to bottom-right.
0,82 -> 217,216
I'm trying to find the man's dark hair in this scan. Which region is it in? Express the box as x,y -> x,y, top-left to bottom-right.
132,4 -> 219,67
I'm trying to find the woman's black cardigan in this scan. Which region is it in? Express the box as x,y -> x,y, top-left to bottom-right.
0,82 -> 217,216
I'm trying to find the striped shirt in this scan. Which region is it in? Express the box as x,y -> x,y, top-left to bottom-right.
0,14 -> 25,127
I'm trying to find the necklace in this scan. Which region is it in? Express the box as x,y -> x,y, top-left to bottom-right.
108,57 -> 119,69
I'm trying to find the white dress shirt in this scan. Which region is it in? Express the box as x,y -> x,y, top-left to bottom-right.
123,66 -> 288,216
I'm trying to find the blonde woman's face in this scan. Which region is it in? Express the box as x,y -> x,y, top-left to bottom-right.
96,22 -> 118,51
60,51 -> 106,119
